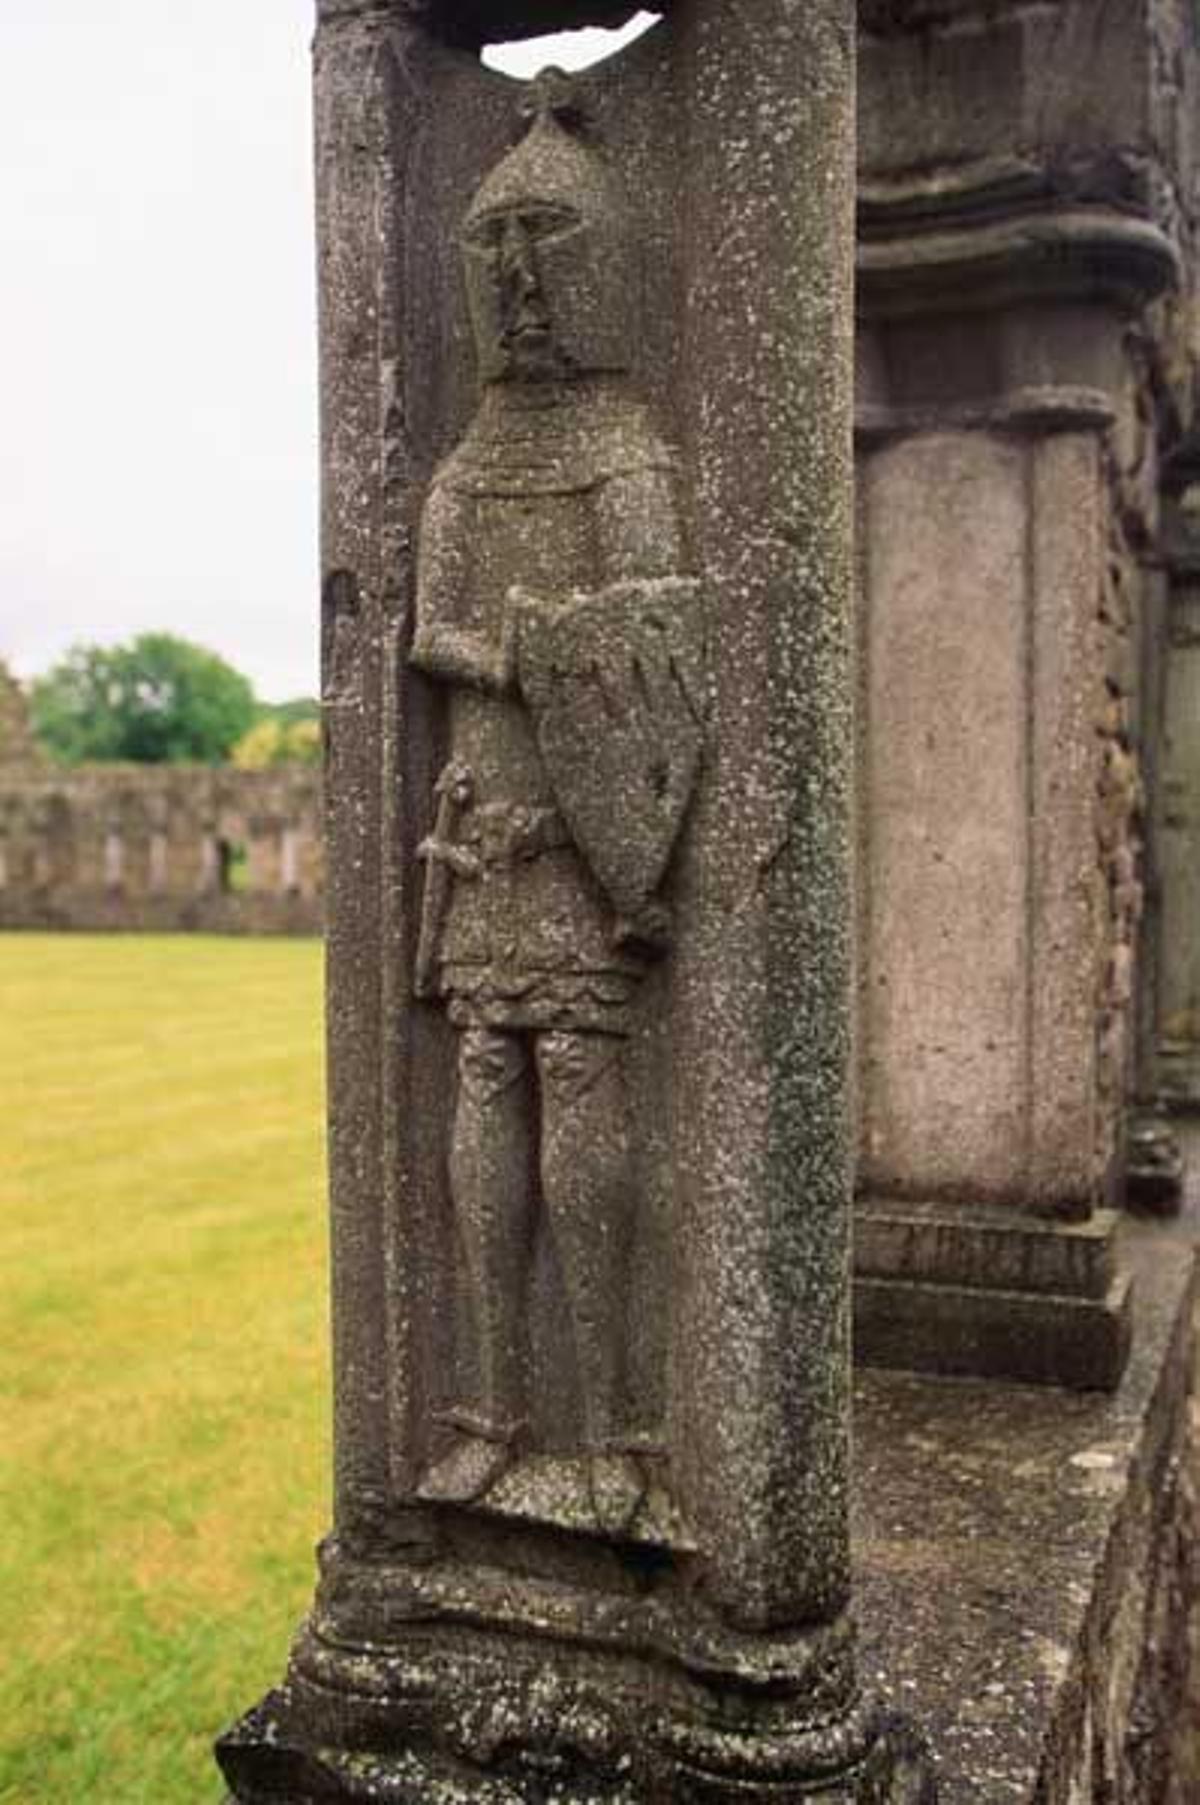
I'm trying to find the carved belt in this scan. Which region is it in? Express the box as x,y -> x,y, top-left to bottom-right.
464,802 -> 570,868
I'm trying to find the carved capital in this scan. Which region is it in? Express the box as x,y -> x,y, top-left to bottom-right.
858,165 -> 1180,322
858,0 -> 1190,326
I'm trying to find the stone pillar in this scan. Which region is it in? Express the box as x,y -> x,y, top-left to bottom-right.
852,0 -> 1183,1388
245,811 -> 280,894
219,2 -> 929,1799
147,828 -> 167,894
280,824 -> 300,893
103,821 -> 123,893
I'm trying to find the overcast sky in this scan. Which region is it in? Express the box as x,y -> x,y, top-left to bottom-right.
0,7 -> 658,703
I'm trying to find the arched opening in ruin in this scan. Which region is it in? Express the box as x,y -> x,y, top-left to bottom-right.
217,838 -> 248,896
482,11 -> 662,75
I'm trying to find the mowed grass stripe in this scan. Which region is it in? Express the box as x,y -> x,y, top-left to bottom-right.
0,934 -> 330,1805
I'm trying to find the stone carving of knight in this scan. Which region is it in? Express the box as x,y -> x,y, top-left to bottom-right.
410,72 -> 703,1536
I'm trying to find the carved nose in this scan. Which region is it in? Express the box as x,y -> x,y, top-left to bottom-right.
500,218 -> 540,303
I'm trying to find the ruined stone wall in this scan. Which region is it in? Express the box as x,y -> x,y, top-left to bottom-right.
0,659 -> 323,935
0,760 -> 323,936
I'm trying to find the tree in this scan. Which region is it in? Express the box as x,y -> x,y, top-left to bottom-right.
261,696 -> 320,729
31,634 -> 258,766
231,716 -> 322,770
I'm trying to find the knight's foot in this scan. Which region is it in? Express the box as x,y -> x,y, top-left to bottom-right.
588,1454 -> 646,1538
418,1434 -> 511,1505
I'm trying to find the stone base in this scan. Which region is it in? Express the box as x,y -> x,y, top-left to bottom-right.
217,1557 -> 935,1804
218,1687 -> 934,1803
853,1201 -> 1133,1389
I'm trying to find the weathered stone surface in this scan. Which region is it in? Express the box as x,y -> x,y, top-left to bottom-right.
857,431 -> 1030,1204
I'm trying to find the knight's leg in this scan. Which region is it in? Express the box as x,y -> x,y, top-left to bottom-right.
421,1025 -> 533,1504
536,1030 -> 635,1454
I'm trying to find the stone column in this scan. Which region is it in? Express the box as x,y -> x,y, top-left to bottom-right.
219,1 -> 929,1800
851,0 -> 1182,1388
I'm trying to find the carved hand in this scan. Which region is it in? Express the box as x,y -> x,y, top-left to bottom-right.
417,836 -> 482,881
411,623 -> 516,696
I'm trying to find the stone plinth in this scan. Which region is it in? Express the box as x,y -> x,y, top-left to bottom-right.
855,1202 -> 1132,1390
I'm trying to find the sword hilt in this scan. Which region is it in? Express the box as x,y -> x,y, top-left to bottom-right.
415,761 -> 476,1000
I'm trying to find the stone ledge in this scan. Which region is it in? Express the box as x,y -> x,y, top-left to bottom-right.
854,1272 -> 1133,1393
858,207 -> 1180,321
855,1133 -> 1200,1799
855,386 -> 1118,444
853,1201 -> 1134,1390
856,1202 -> 1122,1299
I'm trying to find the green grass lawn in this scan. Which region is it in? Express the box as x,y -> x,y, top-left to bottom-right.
0,934 -> 330,1804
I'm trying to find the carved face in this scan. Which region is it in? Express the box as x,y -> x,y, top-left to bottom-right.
461,106 -> 634,385
465,203 -> 576,382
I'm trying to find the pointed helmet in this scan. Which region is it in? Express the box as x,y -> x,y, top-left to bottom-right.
462,71 -> 634,382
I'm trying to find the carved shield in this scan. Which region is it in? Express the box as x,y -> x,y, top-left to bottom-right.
515,578 -> 705,921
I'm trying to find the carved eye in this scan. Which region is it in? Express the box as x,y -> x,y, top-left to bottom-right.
464,204 -> 581,252
517,205 -> 580,242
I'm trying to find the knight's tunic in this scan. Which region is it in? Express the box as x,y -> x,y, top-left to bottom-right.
412,379 -> 682,1034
